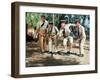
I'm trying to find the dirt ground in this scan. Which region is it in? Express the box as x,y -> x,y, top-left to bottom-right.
26,40 -> 89,67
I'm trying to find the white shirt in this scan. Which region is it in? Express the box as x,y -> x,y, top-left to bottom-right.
37,20 -> 48,30
59,24 -> 74,37
47,26 -> 59,35
51,26 -> 59,35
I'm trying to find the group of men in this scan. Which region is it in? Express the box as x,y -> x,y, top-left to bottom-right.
35,15 -> 86,57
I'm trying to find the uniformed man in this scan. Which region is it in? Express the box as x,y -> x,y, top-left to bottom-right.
74,20 -> 86,57
46,22 -> 59,54
37,15 -> 48,53
59,20 -> 74,54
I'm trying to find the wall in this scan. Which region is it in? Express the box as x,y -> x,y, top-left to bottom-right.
0,0 -> 99,80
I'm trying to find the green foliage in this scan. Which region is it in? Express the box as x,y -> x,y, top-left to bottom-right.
26,12 -> 90,29
26,12 -> 40,28
26,12 -> 90,39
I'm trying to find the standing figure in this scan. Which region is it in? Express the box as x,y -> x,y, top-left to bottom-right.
37,15 -> 48,53
59,20 -> 74,54
46,22 -> 59,55
74,20 -> 86,57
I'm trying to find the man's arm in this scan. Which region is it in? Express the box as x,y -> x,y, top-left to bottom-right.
55,26 -> 59,35
43,20 -> 48,29
68,23 -> 75,27
81,26 -> 86,39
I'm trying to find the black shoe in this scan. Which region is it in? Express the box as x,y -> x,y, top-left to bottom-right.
48,52 -> 54,57
44,51 -> 48,53
73,52 -> 77,55
77,54 -> 84,57
57,51 -> 62,55
48,51 -> 53,54
65,51 -> 70,56
53,52 -> 57,55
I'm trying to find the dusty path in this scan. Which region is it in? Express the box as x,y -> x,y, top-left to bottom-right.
26,40 -> 89,67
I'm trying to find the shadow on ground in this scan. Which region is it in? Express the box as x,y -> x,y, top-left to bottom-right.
26,40 -> 89,67
26,55 -> 80,67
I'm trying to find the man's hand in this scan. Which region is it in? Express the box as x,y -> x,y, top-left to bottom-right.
75,38 -> 80,43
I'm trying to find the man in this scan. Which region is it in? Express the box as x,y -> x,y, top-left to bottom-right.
59,20 -> 74,54
74,20 -> 86,57
46,22 -> 59,55
37,15 -> 48,53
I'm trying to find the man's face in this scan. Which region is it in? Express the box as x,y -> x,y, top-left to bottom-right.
61,22 -> 65,29
48,24 -> 53,28
75,22 -> 80,27
41,17 -> 45,22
